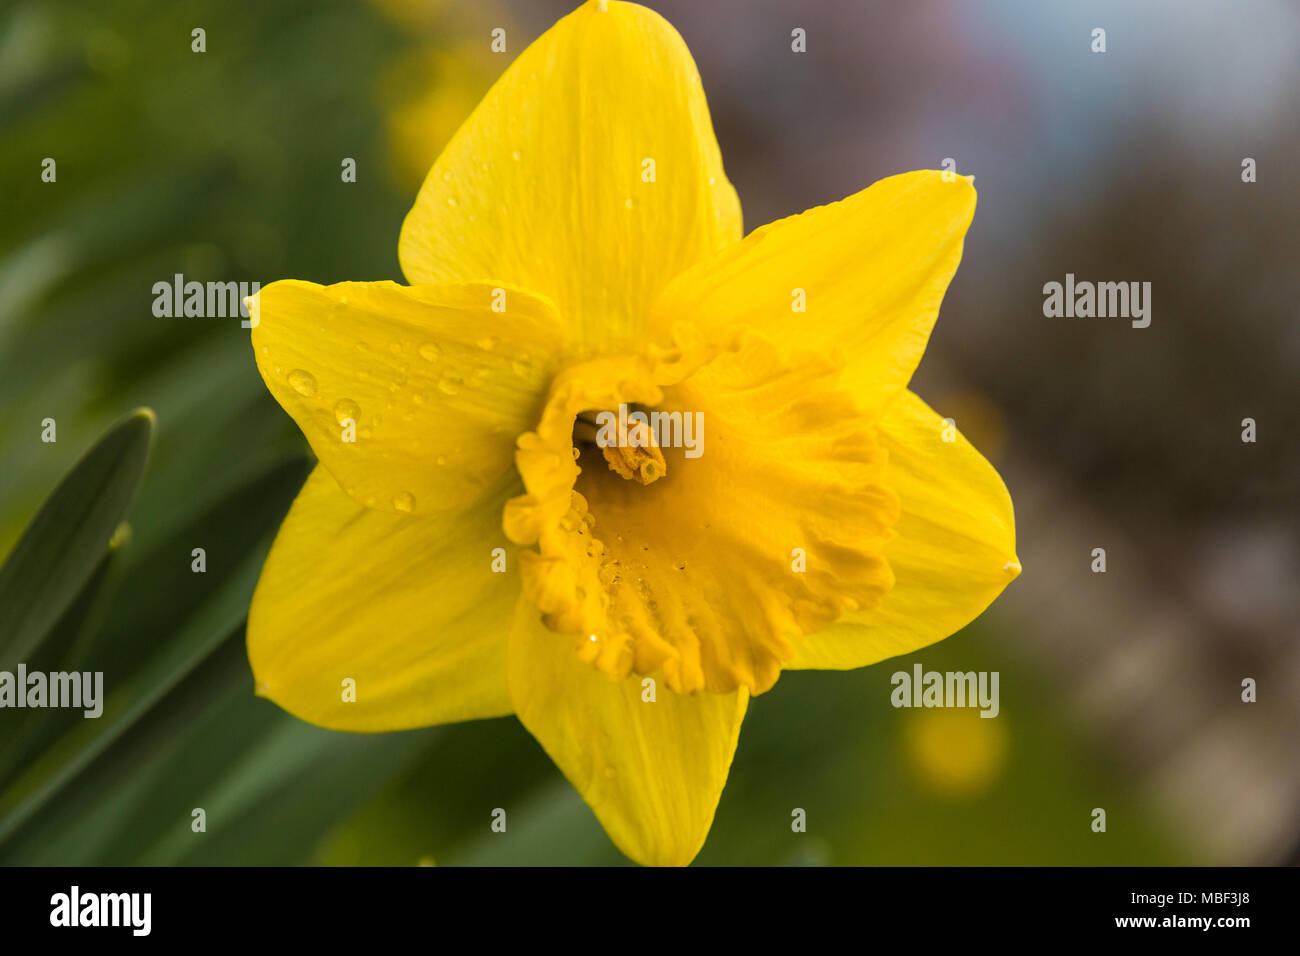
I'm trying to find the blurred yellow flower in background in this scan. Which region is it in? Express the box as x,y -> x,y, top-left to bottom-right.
903,707 -> 1010,799
381,41 -> 499,193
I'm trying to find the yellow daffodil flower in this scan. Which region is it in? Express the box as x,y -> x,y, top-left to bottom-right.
246,0 -> 1020,866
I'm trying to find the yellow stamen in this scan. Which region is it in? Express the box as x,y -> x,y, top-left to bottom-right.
601,419 -> 666,485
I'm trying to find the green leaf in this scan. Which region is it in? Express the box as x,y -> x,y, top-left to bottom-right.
0,524 -> 130,788
0,408 -> 154,664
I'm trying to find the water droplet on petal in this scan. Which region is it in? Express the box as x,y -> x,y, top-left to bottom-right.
418,342 -> 442,362
334,399 -> 360,424
436,455 -> 447,466
446,196 -> 459,208
476,336 -> 496,351
288,369 -> 317,397
394,492 -> 415,513
511,149 -> 521,161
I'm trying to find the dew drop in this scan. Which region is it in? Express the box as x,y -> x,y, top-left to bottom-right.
288,369 -> 317,397
333,398 -> 360,424
394,492 -> 416,513
446,196 -> 459,208
624,197 -> 634,210
437,377 -> 461,395
436,455 -> 447,466
418,342 -> 442,362
476,336 -> 496,351
511,149 -> 521,161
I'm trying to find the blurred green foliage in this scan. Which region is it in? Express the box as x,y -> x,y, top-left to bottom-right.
0,0 -> 1191,865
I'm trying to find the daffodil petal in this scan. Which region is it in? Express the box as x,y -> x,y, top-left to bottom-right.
786,389 -> 1020,670
248,465 -> 518,731
650,170 -> 975,418
398,0 -> 741,350
251,279 -> 566,515
507,598 -> 748,866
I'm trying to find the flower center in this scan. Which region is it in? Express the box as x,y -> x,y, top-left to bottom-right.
574,408 -> 667,486
504,334 -> 899,696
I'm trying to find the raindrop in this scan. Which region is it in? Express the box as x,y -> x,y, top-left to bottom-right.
333,398 -> 360,424
288,369 -> 317,397
394,492 -> 416,513
418,342 -> 442,362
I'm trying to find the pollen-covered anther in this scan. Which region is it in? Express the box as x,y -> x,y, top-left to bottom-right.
601,419 -> 667,485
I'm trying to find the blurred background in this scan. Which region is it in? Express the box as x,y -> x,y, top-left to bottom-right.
1,0 -> 1296,865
